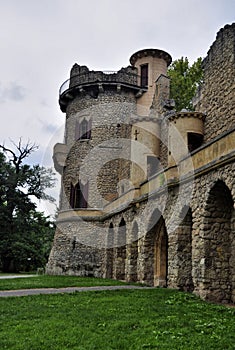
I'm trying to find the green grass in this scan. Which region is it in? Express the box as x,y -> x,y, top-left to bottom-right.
0,288 -> 234,349
0,275 -> 126,290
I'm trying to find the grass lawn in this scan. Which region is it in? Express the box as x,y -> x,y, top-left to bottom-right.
0,287 -> 234,349
0,275 -> 126,290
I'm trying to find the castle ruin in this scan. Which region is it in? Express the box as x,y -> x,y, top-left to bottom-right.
47,23 -> 235,304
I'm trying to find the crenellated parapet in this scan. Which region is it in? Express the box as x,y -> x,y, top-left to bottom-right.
59,64 -> 144,112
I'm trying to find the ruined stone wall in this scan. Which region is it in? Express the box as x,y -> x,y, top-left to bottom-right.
195,23 -> 235,142
100,159 -> 235,303
47,156 -> 235,303
46,223 -> 106,277
190,162 -> 235,303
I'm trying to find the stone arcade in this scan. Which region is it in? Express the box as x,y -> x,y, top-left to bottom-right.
47,23 -> 235,304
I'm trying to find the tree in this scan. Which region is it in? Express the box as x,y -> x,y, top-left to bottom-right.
0,139 -> 56,272
168,57 -> 203,112
5,210 -> 55,272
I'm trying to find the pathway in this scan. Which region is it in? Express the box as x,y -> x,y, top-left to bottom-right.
0,285 -> 150,297
0,275 -> 35,279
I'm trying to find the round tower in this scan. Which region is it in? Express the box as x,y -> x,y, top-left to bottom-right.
129,48 -> 172,185
56,64 -> 146,212
130,48 -> 172,116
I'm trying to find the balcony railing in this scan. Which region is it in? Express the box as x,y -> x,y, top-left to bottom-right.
59,70 -> 141,96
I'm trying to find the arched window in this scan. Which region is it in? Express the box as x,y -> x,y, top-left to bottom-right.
70,181 -> 88,208
140,64 -> 148,87
75,118 -> 92,140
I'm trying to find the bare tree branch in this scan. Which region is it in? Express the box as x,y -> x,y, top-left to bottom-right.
0,139 -> 38,172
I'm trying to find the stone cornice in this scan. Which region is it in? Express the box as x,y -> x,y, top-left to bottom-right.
130,116 -> 161,124
130,48 -> 172,67
167,111 -> 206,122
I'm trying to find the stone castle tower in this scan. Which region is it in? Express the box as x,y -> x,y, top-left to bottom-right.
47,23 -> 235,304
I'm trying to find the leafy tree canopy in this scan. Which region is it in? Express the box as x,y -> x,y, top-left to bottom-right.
0,139 -> 56,272
168,57 -> 203,112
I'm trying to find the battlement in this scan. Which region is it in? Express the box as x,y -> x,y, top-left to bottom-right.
59,65 -> 145,112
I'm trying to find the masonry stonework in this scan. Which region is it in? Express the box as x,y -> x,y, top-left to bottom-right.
47,23 -> 235,304
194,23 -> 235,141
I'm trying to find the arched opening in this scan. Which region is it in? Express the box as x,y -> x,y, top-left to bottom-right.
127,221 -> 138,282
75,118 -> 92,140
176,207 -> 194,292
143,210 -> 168,286
115,218 -> 126,280
154,218 -> 168,287
70,181 -> 88,209
187,132 -> 203,152
106,223 -> 114,279
203,180 -> 234,303
140,64 -> 148,87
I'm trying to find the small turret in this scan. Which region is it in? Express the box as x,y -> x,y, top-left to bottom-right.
167,111 -> 206,167
130,48 -> 172,116
129,49 -> 172,185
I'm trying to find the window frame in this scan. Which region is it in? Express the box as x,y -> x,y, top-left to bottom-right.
75,118 -> 92,141
187,132 -> 203,153
140,64 -> 148,87
70,181 -> 89,209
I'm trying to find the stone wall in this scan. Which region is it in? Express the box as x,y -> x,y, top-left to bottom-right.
46,224 -> 105,277
190,162 -> 235,303
47,158 -> 235,303
195,23 -> 235,142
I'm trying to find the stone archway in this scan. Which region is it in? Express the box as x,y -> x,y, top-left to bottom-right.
175,208 -> 194,292
126,221 -> 138,282
115,218 -> 126,280
142,210 -> 168,286
105,223 -> 114,279
203,180 -> 234,303
154,218 -> 168,287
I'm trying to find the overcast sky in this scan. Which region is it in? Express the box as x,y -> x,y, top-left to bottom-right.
0,0 -> 234,216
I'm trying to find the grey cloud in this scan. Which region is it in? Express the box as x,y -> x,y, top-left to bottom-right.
0,82 -> 26,103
